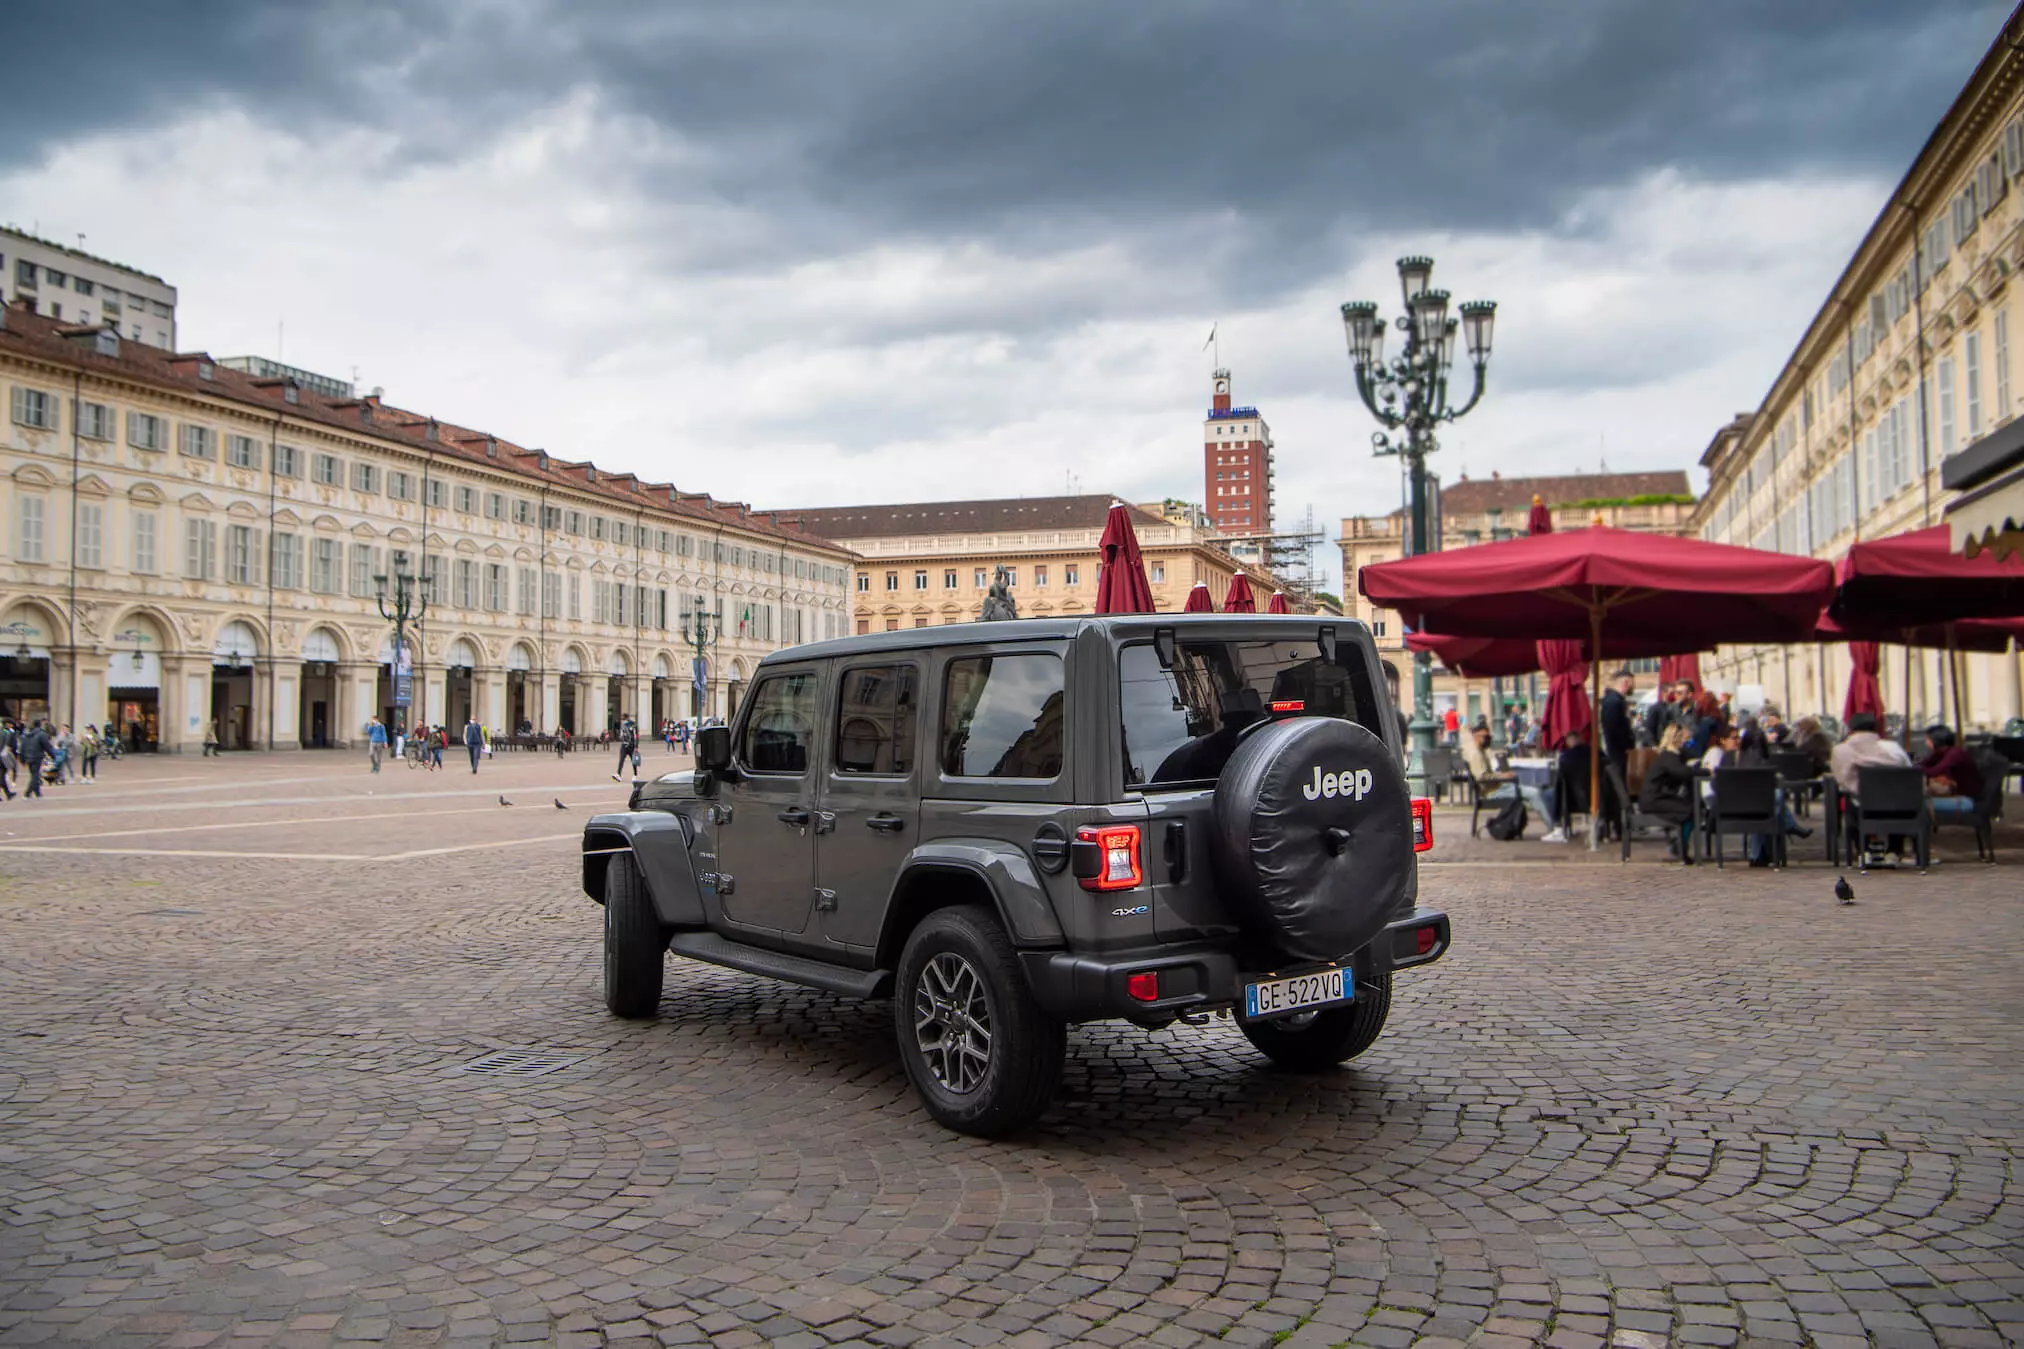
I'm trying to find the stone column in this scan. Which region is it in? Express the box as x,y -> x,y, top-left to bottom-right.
165,656 -> 209,754
587,677 -> 610,738
74,652 -> 106,737
481,670 -> 506,733
538,672 -> 560,733
269,658 -> 303,751
424,669 -> 447,730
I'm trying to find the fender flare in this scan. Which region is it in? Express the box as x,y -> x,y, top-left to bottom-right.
888,838 -> 1065,953
582,811 -> 707,929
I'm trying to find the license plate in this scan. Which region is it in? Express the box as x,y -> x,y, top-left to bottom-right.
1243,967 -> 1349,1020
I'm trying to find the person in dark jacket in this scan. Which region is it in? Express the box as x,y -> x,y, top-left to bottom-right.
1600,668 -> 1635,777
1637,723 -> 1697,863
1919,724 -> 1984,818
19,720 -> 52,798
462,716 -> 484,773
613,715 -> 640,781
1788,715 -> 1834,774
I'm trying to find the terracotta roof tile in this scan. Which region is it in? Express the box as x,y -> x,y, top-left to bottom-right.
1437,470 -> 1693,515
788,494 -> 1171,539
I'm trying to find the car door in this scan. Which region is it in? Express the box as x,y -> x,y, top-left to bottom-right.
816,659 -> 923,953
713,662 -> 826,939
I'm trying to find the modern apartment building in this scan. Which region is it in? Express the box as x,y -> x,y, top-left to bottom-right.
0,227 -> 177,349
0,303 -> 854,751
788,494 -> 1299,631
1691,9 -> 2024,728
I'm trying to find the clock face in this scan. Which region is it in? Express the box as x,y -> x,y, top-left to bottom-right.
1214,379 -> 1229,395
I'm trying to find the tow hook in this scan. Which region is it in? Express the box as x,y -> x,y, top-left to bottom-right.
1178,1010 -> 1214,1027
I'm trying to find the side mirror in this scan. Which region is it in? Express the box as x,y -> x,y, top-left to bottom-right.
695,724 -> 732,772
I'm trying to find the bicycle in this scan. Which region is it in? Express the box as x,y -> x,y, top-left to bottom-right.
404,739 -> 430,769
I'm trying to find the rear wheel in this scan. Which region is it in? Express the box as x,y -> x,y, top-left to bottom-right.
894,906 -> 1065,1137
603,853 -> 668,1018
1239,971 -> 1391,1071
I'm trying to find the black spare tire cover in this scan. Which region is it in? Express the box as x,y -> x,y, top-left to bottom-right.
1211,717 -> 1414,964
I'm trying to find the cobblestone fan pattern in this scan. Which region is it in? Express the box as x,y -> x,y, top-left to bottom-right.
0,759 -> 2019,1348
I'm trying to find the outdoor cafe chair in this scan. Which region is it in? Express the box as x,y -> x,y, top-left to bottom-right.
1848,766 -> 1931,873
1708,767 -> 1785,869
1605,762 -> 1681,863
1770,750 -> 1822,818
1929,748 -> 2008,863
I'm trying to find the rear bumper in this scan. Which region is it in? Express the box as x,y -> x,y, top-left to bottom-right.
1019,906 -> 1451,1023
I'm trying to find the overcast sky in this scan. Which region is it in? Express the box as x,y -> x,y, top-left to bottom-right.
2,0 -> 2007,588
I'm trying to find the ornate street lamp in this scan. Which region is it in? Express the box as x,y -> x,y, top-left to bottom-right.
681,605 -> 723,721
1341,256 -> 1497,793
374,568 -> 427,738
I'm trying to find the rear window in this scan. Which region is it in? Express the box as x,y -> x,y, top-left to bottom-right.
1119,639 -> 1376,788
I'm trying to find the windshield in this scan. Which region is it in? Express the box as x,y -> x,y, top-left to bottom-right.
1119,638 -> 1379,788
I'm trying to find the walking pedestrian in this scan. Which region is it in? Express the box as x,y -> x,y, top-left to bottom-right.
0,719 -> 17,800
613,715 -> 639,781
53,725 -> 76,784
463,716 -> 484,773
203,720 -> 221,757
367,717 -> 388,773
79,725 -> 100,782
430,724 -> 446,771
20,720 -> 51,799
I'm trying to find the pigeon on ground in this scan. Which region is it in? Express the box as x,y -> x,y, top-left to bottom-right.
554,798 -> 568,810
498,795 -> 512,807
1834,876 -> 1856,906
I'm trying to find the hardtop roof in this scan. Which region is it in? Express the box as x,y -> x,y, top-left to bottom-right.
756,614 -> 1369,668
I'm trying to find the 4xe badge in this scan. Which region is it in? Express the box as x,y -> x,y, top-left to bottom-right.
1111,905 -> 1150,917
1304,766 -> 1373,801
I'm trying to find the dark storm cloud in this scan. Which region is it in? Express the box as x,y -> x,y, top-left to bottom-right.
8,1 -> 2003,246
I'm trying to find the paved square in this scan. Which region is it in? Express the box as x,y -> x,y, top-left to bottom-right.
1,751 -> 2020,1348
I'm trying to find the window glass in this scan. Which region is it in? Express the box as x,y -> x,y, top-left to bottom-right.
739,671 -> 819,773
834,664 -> 918,775
940,654 -> 1064,779
1118,639 -> 1375,788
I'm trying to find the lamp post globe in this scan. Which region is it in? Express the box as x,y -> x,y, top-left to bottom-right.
1339,256 -> 1496,795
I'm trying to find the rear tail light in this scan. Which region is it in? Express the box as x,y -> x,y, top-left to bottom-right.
1411,797 -> 1434,852
1126,971 -> 1160,1002
1074,824 -> 1144,891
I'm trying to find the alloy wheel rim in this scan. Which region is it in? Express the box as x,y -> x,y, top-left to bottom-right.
913,952 -> 993,1094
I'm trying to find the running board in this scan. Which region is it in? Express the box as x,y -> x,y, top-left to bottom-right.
667,931 -> 892,999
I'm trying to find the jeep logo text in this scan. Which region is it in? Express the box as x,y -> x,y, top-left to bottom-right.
1303,766 -> 1373,802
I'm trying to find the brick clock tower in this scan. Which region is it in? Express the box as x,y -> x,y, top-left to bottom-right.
1203,368 -> 1273,536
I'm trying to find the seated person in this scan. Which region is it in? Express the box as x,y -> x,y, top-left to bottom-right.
1637,724 -> 1698,864
1542,730 -> 1608,844
1829,712 -> 1911,799
1788,715 -> 1834,774
1918,724 -> 1984,818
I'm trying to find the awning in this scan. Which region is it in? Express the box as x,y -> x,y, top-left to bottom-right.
1945,462 -> 2024,561
213,621 -> 259,667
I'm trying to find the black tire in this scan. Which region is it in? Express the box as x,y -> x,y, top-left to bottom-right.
1239,971 -> 1391,1071
893,906 -> 1065,1137
603,853 -> 668,1019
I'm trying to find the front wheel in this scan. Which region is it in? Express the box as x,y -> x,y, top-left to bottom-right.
1238,971 -> 1392,1071
603,853 -> 668,1018
893,907 -> 1065,1137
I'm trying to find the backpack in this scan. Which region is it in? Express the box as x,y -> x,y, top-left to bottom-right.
1485,797 -> 1528,841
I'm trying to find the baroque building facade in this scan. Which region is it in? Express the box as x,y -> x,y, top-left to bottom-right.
787,495 -> 1302,630
1691,12 -> 2024,728
0,304 -> 854,752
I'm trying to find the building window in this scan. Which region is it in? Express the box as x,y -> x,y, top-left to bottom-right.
131,509 -> 158,574
76,502 -> 104,569
387,471 -> 412,501
974,569 -> 987,588
225,434 -> 258,468
349,542 -> 376,597
856,572 -> 870,592
563,509 -> 583,536
73,278 -> 93,298
1150,562 -> 1166,583
567,573 -> 582,620
885,571 -> 899,591
1966,332 -> 1984,438
455,485 -> 477,514
943,569 -> 957,589
1065,563 -> 1079,586
179,424 -> 215,459
272,443 -> 299,477
1939,356 -> 1957,454
10,387 -> 57,431
225,524 -> 262,586
15,496 -> 46,563
542,572 -> 561,619
184,519 -> 217,580
1999,312 -> 2014,421
427,479 -> 449,509
348,462 -> 376,494
12,260 -> 32,287
480,491 -> 503,521
310,538 -> 340,593
76,401 -> 111,441
517,567 -> 538,615
514,499 -> 535,527
312,453 -> 341,486
1033,565 -> 1048,587
589,515 -> 607,541
271,532 -> 302,590
914,569 -> 928,591
486,564 -> 508,612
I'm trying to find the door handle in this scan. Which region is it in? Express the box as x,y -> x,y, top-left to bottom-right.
866,814 -> 906,833
777,806 -> 811,827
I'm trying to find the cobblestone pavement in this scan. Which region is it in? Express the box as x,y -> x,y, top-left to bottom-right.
1,752 -> 2020,1349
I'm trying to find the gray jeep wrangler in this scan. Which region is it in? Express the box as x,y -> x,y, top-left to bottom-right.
582,616 -> 1447,1136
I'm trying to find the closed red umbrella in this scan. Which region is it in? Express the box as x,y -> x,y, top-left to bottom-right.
1527,494 -> 1554,536
1223,573 -> 1257,613
1267,591 -> 1291,614
1094,504 -> 1156,614
1537,640 -> 1590,750
1843,640 -> 1884,726
1657,653 -> 1701,689
1363,527 -> 1832,847
1182,583 -> 1215,613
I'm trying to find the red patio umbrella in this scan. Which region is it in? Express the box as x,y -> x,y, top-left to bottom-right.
1223,573 -> 1258,613
1527,494 -> 1554,535
1537,640 -> 1590,750
1363,527 -> 1833,847
1830,524 -> 2024,626
1094,504 -> 1156,614
1843,640 -> 1885,727
1182,583 -> 1215,613
1657,653 -> 1701,690
1408,632 -> 1696,679
1267,592 -> 1291,614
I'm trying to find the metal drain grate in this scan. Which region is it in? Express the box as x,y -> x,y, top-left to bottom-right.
451,1049 -> 584,1078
